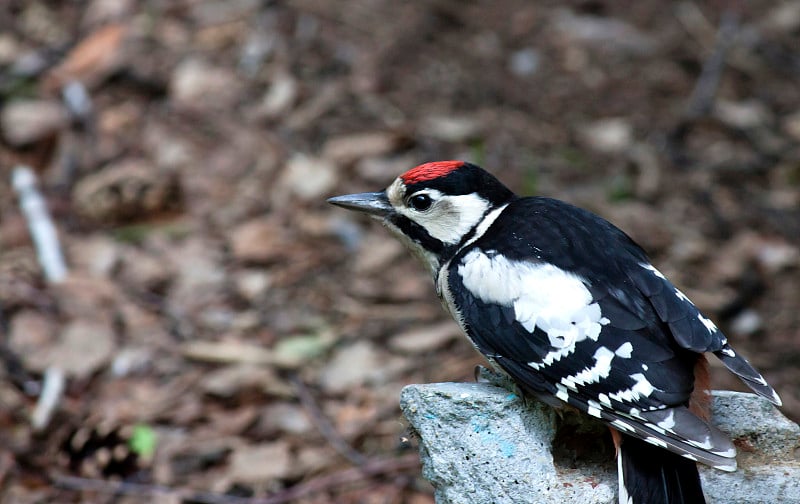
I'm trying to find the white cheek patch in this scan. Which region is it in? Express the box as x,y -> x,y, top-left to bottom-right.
398,191 -> 491,245
458,250 -> 610,354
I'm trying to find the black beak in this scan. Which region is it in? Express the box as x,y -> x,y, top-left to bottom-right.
327,191 -> 392,217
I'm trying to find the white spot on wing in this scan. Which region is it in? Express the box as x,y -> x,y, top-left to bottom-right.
611,419 -> 634,432
772,389 -> 783,407
698,313 -> 718,333
687,436 -> 713,450
615,342 -> 633,358
675,288 -> 690,302
640,262 -> 666,279
657,410 -> 675,430
713,446 -> 736,457
644,436 -> 668,448
560,346 -> 615,389
459,251 -> 610,369
608,373 -> 656,403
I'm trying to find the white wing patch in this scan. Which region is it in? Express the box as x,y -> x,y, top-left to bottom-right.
608,373 -> 656,404
560,346 -> 615,389
697,313 -> 718,333
458,250 -> 610,364
639,262 -> 666,279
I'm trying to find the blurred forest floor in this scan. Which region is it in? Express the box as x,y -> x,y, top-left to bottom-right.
0,1 -> 799,502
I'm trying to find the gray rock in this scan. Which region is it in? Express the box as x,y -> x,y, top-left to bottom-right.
400,382 -> 800,504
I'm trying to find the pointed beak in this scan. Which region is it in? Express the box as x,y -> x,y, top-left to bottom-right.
327,191 -> 392,217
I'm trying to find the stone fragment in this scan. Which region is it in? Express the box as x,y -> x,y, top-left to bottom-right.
1,100 -> 68,146
401,382 -> 800,504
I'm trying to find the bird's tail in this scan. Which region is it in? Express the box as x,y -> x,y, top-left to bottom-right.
617,435 -> 706,504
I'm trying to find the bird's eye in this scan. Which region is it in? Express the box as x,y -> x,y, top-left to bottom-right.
409,193 -> 433,211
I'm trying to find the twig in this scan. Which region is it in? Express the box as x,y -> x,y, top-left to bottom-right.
666,9 -> 741,167
289,374 -> 369,467
31,366 -> 65,430
51,453 -> 421,504
684,10 -> 740,120
11,166 -> 68,283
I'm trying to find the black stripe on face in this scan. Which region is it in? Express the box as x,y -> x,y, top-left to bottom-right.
389,214 -> 456,258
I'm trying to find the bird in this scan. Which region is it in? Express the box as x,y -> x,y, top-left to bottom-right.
328,160 -> 782,504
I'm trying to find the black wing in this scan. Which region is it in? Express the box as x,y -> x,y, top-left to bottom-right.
446,197 -> 778,468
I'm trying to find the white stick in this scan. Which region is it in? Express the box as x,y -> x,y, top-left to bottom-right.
11,166 -> 68,283
31,366 -> 65,431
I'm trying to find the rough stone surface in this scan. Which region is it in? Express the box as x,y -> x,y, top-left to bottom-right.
400,383 -> 800,504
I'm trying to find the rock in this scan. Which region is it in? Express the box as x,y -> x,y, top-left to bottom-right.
783,110 -> 800,142
0,33 -> 21,65
170,58 -> 242,111
552,9 -> 657,56
1,99 -> 68,146
8,310 -> 57,372
233,269 -> 272,302
508,48 -> 540,77
401,382 -> 800,504
256,72 -> 298,119
578,117 -> 633,153
762,2 -> 800,33
715,100 -> 770,129
729,309 -> 762,337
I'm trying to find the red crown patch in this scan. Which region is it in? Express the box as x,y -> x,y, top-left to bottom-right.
400,160 -> 464,185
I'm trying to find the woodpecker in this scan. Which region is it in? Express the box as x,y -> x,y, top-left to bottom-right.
328,160 -> 782,504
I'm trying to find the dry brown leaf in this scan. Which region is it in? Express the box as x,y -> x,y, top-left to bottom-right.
44,23 -> 128,92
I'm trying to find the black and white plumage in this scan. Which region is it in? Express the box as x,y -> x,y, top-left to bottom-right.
328,161 -> 781,504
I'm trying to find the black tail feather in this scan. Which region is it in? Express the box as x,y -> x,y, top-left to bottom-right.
714,346 -> 782,406
618,435 -> 706,504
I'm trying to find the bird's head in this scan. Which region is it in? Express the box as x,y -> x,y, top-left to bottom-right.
328,161 -> 515,273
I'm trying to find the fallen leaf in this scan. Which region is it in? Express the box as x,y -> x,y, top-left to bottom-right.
44,23 -> 129,91
389,321 -> 461,354
227,441 -> 293,484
